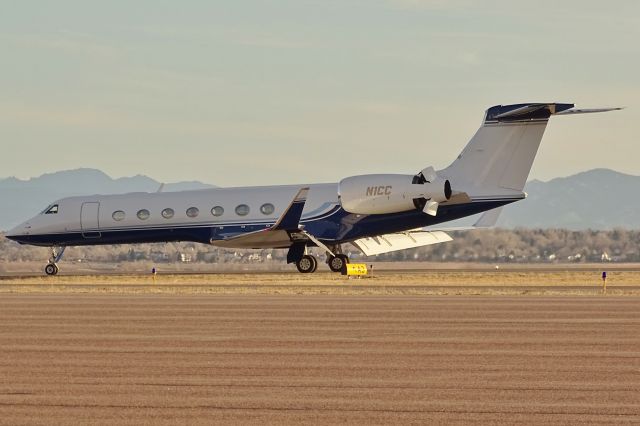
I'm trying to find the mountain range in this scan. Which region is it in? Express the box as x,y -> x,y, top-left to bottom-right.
0,168 -> 637,231
497,168 -> 639,229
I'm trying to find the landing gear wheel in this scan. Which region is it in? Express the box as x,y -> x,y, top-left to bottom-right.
328,254 -> 349,273
296,255 -> 318,273
46,247 -> 65,276
45,263 -> 59,276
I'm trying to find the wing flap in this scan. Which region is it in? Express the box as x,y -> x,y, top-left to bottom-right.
352,230 -> 452,256
211,228 -> 293,249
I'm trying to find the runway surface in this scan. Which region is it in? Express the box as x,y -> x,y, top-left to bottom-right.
2,270 -> 639,296
1,295 -> 639,425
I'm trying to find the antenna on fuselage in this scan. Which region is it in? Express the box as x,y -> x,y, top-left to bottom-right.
157,183 -> 165,193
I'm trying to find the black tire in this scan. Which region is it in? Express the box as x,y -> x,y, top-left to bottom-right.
309,255 -> 318,273
328,254 -> 349,273
296,255 -> 317,273
45,263 -> 59,276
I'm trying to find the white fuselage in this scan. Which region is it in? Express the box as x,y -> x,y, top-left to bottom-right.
7,183 -> 341,246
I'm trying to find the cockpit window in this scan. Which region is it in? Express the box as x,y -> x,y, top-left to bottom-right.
44,205 -> 59,215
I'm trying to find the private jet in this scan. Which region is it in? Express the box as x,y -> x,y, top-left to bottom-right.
6,102 -> 620,275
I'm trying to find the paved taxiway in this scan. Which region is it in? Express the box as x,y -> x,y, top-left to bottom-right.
1,295 -> 639,425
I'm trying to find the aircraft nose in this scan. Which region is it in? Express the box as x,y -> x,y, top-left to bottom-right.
5,222 -> 31,243
5,231 -> 19,242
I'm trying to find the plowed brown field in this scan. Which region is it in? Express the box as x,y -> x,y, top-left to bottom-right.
1,294 -> 639,425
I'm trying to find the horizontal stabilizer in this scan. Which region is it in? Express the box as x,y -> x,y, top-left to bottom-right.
352,231 -> 452,256
556,107 -> 624,115
485,103 -> 622,124
486,103 -> 574,123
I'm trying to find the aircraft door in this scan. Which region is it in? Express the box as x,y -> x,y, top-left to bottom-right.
81,202 -> 101,239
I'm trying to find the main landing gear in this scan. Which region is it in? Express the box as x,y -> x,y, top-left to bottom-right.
295,246 -> 349,274
327,254 -> 350,273
296,254 -> 318,273
45,247 -> 66,276
287,241 -> 349,274
326,244 -> 349,273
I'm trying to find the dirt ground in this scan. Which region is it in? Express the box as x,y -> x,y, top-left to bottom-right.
0,294 -> 639,425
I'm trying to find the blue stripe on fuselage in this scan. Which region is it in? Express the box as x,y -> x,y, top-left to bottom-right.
8,199 -> 518,247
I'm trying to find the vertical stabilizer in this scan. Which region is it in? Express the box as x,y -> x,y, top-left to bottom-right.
439,103 -> 573,196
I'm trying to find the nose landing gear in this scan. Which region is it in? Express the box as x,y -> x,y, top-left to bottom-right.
45,263 -> 59,276
45,247 -> 66,276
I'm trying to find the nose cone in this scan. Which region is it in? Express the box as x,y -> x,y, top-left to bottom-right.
5,232 -> 19,243
5,222 -> 31,244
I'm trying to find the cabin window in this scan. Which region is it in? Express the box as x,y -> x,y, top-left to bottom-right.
186,207 -> 199,218
44,205 -> 59,215
137,209 -> 150,220
112,210 -> 125,221
211,206 -> 224,217
161,208 -> 174,219
235,204 -> 250,216
260,203 -> 275,215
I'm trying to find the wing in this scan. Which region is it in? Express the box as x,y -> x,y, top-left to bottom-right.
351,207 -> 503,256
352,230 -> 453,256
210,187 -> 310,249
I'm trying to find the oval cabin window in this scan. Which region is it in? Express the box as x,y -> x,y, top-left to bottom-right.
235,204 -> 250,216
260,203 -> 275,215
211,206 -> 224,217
112,210 -> 125,221
186,207 -> 199,218
161,208 -> 174,219
137,209 -> 150,220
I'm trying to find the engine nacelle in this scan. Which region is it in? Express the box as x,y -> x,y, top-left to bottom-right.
339,173 -> 451,215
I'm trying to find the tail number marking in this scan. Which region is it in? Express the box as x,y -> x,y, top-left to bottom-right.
366,185 -> 392,196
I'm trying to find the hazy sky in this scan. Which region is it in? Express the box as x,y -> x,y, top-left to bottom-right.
0,0 -> 638,186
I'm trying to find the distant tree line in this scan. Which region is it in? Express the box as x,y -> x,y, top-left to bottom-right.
0,228 -> 638,265
377,228 -> 640,263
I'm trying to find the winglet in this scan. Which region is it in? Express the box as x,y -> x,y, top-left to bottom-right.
473,207 -> 503,228
420,207 -> 503,232
271,187 -> 309,231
